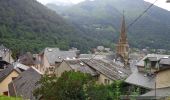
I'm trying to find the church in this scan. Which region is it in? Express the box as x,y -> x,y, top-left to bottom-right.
116,14 -> 129,65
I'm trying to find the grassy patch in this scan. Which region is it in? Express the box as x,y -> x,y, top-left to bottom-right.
0,95 -> 21,100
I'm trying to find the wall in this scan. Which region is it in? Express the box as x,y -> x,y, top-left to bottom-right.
39,55 -> 51,74
55,61 -> 72,77
3,52 -> 14,64
0,70 -> 19,95
97,74 -> 113,85
156,69 -> 170,88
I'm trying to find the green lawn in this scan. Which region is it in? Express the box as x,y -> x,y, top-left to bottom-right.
0,96 -> 21,100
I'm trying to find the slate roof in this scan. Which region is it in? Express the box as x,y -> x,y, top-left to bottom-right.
159,58 -> 170,65
64,59 -> 98,76
82,59 -> 131,80
8,67 -> 42,100
44,48 -> 77,65
146,57 -> 158,61
141,87 -> 170,97
0,65 -> 20,82
136,54 -> 170,67
79,54 -> 94,59
19,52 -> 36,66
125,71 -> 155,89
105,53 -> 116,60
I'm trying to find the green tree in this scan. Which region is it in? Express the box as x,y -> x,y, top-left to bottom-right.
34,71 -> 142,100
85,83 -> 114,100
34,71 -> 92,100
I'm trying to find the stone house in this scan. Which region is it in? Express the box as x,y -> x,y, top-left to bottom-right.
8,67 -> 42,100
0,44 -> 14,64
38,47 -> 78,74
0,62 -> 29,96
125,54 -> 170,99
55,59 -> 131,85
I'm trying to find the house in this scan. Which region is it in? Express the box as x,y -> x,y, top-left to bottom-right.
18,52 -> 40,70
18,52 -> 36,66
8,67 -> 42,100
0,44 -> 14,63
136,54 -> 170,72
79,54 -> 94,59
125,54 -> 170,99
38,47 -> 78,74
56,58 -> 131,85
55,59 -> 98,77
0,65 -> 21,95
94,46 -> 111,53
83,59 -> 131,85
0,62 -> 30,96
97,46 -> 105,51
139,87 -> 170,100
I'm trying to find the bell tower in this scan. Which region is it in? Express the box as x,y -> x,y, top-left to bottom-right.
116,13 -> 129,65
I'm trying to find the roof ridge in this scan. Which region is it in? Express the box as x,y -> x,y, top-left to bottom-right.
31,67 -> 43,75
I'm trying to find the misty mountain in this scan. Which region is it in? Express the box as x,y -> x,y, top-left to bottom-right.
46,0 -> 170,50
0,0 -> 104,55
48,0 -> 73,6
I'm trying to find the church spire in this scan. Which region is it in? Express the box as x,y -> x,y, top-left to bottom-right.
119,12 -> 127,44
116,12 -> 129,65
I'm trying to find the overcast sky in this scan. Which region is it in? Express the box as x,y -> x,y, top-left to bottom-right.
144,0 -> 170,11
36,0 -> 84,4
36,0 -> 170,11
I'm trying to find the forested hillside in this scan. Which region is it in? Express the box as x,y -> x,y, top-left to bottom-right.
0,0 -> 106,56
47,0 -> 170,50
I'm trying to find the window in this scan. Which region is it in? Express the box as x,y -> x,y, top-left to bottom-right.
3,91 -> 8,96
104,79 -> 110,84
0,57 -> 2,60
12,77 -> 17,81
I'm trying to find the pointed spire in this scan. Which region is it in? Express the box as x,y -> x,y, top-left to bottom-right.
121,11 -> 126,36
116,11 -> 129,66
119,11 -> 127,43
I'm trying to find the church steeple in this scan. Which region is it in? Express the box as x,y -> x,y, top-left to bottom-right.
119,12 -> 127,44
116,13 -> 129,65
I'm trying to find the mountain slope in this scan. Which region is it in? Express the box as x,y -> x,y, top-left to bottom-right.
0,0 -> 104,55
47,0 -> 170,50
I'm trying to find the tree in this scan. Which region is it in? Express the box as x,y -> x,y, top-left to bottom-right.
34,71 -> 141,100
34,71 -> 92,100
85,83 -> 114,100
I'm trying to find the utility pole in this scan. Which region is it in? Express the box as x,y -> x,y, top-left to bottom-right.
155,81 -> 156,99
